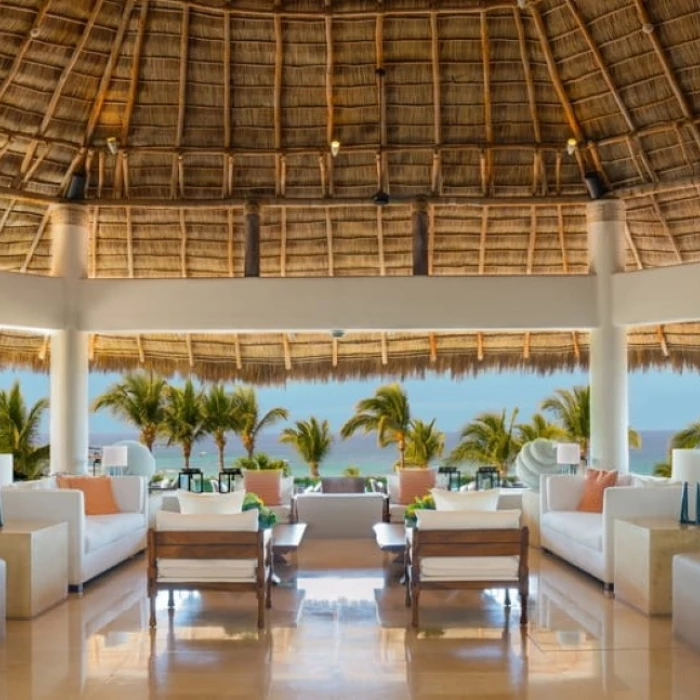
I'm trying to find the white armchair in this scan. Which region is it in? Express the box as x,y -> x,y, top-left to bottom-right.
540,474 -> 682,589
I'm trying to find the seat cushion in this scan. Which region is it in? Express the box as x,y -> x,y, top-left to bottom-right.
541,511 -> 603,551
430,489 -> 499,512
177,489 -> 245,515
157,558 -> 256,581
420,556 -> 519,581
85,513 -> 146,553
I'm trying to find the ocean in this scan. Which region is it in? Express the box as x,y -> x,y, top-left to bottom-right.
88,429 -> 673,478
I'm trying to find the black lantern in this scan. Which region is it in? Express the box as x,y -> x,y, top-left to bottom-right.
475,466 -> 500,491
218,467 -> 243,493
178,468 -> 204,492
438,466 -> 461,491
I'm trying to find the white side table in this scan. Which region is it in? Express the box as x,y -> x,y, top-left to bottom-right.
614,517 -> 700,615
0,520 -> 68,619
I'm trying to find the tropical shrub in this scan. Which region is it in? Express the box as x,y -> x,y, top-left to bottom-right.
404,494 -> 436,527
234,453 -> 291,477
242,492 -> 277,529
343,466 -> 361,476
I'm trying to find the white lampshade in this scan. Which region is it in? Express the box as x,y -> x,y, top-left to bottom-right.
672,449 -> 700,483
556,442 -> 581,465
0,454 -> 13,487
102,445 -> 129,469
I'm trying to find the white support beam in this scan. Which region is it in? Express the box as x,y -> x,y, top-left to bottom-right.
0,271 -> 65,330
75,276 -> 598,333
613,262 -> 700,326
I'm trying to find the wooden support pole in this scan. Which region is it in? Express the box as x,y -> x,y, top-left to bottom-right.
244,201 -> 260,277
282,333 -> 292,371
325,207 -> 334,276
429,333 -> 438,363
481,12 -> 493,194
332,337 -> 338,368
234,334 -> 243,370
412,199 -> 429,276
377,207 -> 386,275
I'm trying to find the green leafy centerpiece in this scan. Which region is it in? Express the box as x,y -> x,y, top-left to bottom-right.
404,494 -> 435,527
242,492 -> 277,529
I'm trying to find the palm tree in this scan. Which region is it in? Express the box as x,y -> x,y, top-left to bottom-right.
231,386 -> 288,458
340,383 -> 411,468
449,408 -> 521,477
162,379 -> 207,469
404,419 -> 445,467
92,372 -> 167,452
279,416 -> 333,477
517,413 -> 567,443
670,422 -> 700,450
0,382 -> 50,480
541,385 -> 642,458
203,385 -> 238,470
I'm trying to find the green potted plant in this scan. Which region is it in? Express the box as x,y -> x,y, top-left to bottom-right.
242,492 -> 277,529
404,494 -> 435,527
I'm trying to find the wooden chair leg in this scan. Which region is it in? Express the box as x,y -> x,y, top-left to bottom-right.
149,591 -> 157,629
504,588 -> 511,608
404,577 -> 411,607
266,570 -> 272,609
167,589 -> 175,610
519,590 -> 528,626
257,589 -> 265,629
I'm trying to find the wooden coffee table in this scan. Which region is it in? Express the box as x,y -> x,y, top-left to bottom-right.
271,523 -> 307,584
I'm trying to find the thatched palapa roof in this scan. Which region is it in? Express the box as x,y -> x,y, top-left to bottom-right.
0,0 -> 699,381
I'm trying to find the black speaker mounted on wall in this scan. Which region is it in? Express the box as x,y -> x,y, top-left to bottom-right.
66,171 -> 86,201
584,171 -> 608,200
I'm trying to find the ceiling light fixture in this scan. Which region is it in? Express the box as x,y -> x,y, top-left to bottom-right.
106,137 -> 119,155
330,330 -> 345,338
566,138 -> 577,156
330,140 -> 341,158
642,23 -> 654,35
516,0 -> 527,9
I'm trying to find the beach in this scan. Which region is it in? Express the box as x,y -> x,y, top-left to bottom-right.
88,429 -> 672,478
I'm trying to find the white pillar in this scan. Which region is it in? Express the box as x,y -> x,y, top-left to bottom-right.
49,204 -> 89,475
588,199 -> 629,472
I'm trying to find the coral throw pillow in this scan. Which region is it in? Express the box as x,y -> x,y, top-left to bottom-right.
243,470 -> 283,506
397,469 -> 437,505
577,469 -> 618,513
56,475 -> 121,515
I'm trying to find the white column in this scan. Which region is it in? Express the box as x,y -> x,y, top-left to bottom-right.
49,204 -> 89,475
588,199 -> 629,472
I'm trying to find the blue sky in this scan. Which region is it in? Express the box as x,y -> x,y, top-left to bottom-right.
1,366 -> 700,435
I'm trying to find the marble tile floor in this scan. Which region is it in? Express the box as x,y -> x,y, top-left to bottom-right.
0,545 -> 699,700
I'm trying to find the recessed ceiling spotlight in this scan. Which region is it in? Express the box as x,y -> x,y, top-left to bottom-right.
516,0 -> 527,9
566,138 -> 577,156
30,27 -> 40,39
642,23 -> 654,34
106,137 -> 120,155
330,330 -> 345,339
330,140 -> 341,158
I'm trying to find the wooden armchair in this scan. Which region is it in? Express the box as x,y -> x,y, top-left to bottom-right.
147,511 -> 272,629
405,510 -> 529,628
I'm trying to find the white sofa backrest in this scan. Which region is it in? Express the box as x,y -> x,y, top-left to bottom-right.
542,474 -> 585,512
111,476 -> 146,513
416,509 -> 521,530
155,509 -> 259,532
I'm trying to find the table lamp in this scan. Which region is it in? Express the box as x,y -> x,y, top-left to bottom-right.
672,449 -> 700,524
101,445 -> 129,476
556,442 -> 582,475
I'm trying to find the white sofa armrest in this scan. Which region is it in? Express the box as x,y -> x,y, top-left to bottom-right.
111,476 -> 146,514
0,488 -> 85,585
540,474 -> 585,514
602,484 -> 682,575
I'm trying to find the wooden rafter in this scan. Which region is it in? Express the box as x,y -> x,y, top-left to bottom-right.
0,199 -> 17,239
657,325 -> 670,357
478,207 -> 488,274
88,334 -> 96,361
14,142 -> 50,189
0,137 -> 13,161
380,332 -> 388,366
38,334 -> 50,361
280,207 -> 287,276
223,12 -> 231,150
227,208 -> 234,277
429,333 -> 438,363
526,207 -> 536,274
376,15 -> 388,192
234,334 -> 242,370
571,331 -> 580,360
40,0 -> 105,135
126,208 -> 134,277
523,332 -> 531,360
633,0 -> 700,151
530,6 -> 584,144
481,12 -> 493,194
0,0 -> 53,104
624,223 -> 643,271
84,0 -> 137,145
185,334 -> 194,368
377,207 -> 386,275
122,0 -> 149,146
558,205 -> 568,273
176,7 -> 190,149
331,336 -> 338,367
324,2 -> 334,194
513,9 -> 541,144
476,332 -> 484,361
650,197 -> 683,264
20,210 -> 51,273
90,207 -> 99,278
273,5 -> 283,196
430,12 -> 442,193
428,205 -> 435,275
282,333 -> 292,371
122,151 -> 131,197
179,208 -> 187,277
57,148 -> 87,197
325,208 -> 334,276
136,335 -> 145,364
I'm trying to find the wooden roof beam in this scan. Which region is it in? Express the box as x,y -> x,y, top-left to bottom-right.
429,333 -> 438,363
380,332 -> 388,366
176,6 -> 190,148
40,0 -> 105,136
477,332 -> 484,362
430,12 -> 442,194
324,4 -> 335,195
0,0 -> 53,104
377,207 -> 386,275
558,205 -> 569,274
84,0 -> 137,146
376,16 -> 388,193
657,325 -> 670,357
523,332 -> 531,360
0,199 -> 17,239
625,223 -> 643,271
633,0 -> 700,151
126,208 -> 134,277
280,207 -> 287,276
650,197 -> 683,264
227,208 -> 235,277
179,208 -> 187,277
185,334 -> 194,368
526,207 -> 536,274
572,331 -> 580,360
122,0 -> 149,147
90,208 -> 99,278
478,207 -> 488,275
273,5 -> 283,197
20,210 -> 50,273
234,333 -> 242,370
136,335 -> 145,364
325,208 -> 334,276
481,12 -> 493,195
223,12 -> 231,150
331,336 -> 338,368
282,333 -> 292,371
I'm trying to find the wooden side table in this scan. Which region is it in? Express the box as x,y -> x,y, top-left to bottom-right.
0,520 -> 68,619
614,517 -> 700,615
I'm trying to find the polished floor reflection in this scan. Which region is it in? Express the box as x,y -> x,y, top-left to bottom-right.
1,543 -> 699,699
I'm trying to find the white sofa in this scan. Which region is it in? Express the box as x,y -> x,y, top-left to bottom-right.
540,474 -> 681,589
294,493 -> 387,538
0,476 -> 148,591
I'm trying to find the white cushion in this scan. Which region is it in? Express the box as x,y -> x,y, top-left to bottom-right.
420,556 -> 519,581
156,509 -> 259,532
280,477 -> 294,504
541,511 -> 603,551
157,559 -> 256,581
631,475 -> 679,488
85,513 -> 146,553
389,503 -> 407,523
177,489 -> 246,515
416,509 -> 521,530
430,488 -> 499,512
387,475 -> 400,502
